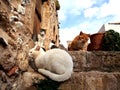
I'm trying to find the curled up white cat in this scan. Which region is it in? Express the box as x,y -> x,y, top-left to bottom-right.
28,44 -> 73,82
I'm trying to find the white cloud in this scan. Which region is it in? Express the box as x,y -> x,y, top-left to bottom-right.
58,11 -> 67,22
59,0 -> 94,10
59,0 -> 120,20
58,0 -> 96,20
69,0 -> 95,15
73,0 -> 95,9
69,9 -> 81,16
98,0 -> 120,18
83,0 -> 120,19
84,7 -> 99,18
84,0 -> 120,19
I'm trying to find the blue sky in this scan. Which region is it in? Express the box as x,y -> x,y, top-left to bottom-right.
58,0 -> 120,47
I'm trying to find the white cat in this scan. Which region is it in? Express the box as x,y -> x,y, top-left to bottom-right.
29,44 -> 73,82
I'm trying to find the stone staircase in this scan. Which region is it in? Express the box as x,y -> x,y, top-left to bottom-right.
59,51 -> 120,90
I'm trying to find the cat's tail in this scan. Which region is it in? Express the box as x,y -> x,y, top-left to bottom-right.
38,69 -> 73,82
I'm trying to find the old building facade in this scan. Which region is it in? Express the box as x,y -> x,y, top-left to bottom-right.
34,0 -> 60,49
0,0 -> 60,89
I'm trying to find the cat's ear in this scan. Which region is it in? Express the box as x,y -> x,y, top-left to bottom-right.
35,45 -> 40,51
80,31 -> 83,35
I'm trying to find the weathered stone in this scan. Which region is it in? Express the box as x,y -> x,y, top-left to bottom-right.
40,0 -> 59,49
59,71 -> 120,90
69,51 -> 120,72
0,0 -> 59,90
59,51 -> 120,90
22,72 -> 45,88
7,66 -> 19,76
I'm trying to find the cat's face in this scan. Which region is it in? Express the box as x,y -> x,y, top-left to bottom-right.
28,45 -> 40,58
29,49 -> 38,58
68,31 -> 90,50
28,45 -> 46,58
77,31 -> 90,44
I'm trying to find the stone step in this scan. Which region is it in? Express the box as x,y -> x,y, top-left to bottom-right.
69,51 -> 120,72
25,51 -> 120,90
59,71 -> 120,90
59,51 -> 120,90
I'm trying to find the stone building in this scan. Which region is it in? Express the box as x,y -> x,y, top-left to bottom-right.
98,22 -> 120,33
0,0 -> 60,89
34,0 -> 60,50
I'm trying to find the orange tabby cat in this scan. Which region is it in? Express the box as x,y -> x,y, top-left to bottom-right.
68,31 -> 90,51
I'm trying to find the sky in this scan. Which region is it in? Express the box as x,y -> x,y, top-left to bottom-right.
58,0 -> 120,47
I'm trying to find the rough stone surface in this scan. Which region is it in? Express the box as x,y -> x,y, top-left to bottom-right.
59,51 -> 120,90
33,0 -> 60,50
70,51 -> 120,72
59,71 -> 120,90
0,0 -> 59,90
41,0 -> 60,49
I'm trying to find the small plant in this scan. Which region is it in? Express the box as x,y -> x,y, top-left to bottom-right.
55,0 -> 60,10
102,29 -> 120,51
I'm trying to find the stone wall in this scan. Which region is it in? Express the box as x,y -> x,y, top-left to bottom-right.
34,0 -> 60,50
59,51 -> 120,90
0,0 -> 35,72
0,0 -> 59,90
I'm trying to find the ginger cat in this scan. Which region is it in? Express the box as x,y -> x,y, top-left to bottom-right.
29,44 -> 73,82
68,31 -> 90,51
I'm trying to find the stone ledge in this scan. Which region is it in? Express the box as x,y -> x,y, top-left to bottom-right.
58,51 -> 120,90
59,71 -> 120,90
69,51 -> 120,72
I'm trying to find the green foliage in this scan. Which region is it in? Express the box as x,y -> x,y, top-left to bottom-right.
56,0 -> 60,10
34,79 -> 61,90
102,29 -> 120,51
